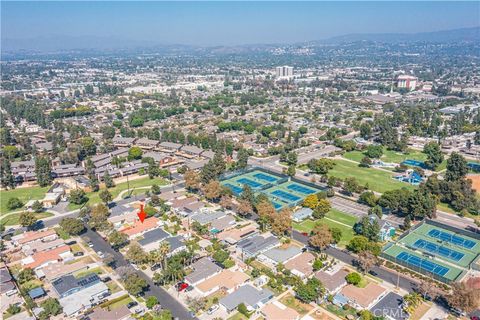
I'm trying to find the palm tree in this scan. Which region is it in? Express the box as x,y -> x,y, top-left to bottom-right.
158,242 -> 171,270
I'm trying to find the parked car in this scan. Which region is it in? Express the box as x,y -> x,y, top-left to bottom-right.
66,240 -> 77,245
131,263 -> 139,271
127,301 -> 138,309
176,282 -> 189,292
101,276 -> 111,282
207,304 -> 219,315
87,242 -> 94,248
97,251 -> 105,258
73,251 -> 84,257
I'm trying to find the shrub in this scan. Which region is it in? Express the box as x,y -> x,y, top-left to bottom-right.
345,272 -> 361,285
7,197 -> 23,210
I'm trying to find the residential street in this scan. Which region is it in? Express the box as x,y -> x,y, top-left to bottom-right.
82,227 -> 195,320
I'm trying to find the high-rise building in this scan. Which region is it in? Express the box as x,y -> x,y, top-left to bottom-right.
397,75 -> 417,91
276,66 -> 294,78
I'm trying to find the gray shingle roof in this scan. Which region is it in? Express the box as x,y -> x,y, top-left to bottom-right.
138,228 -> 170,246
219,285 -> 273,311
237,235 -> 279,256
185,257 -> 222,285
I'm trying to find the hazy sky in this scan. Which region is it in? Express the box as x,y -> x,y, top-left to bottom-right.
2,1 -> 479,45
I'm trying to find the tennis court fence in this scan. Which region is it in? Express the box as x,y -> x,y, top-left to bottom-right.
381,243 -> 465,283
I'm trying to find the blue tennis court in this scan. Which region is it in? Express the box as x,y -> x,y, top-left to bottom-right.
413,239 -> 464,261
253,173 -> 278,183
287,183 -> 316,195
224,183 -> 243,195
272,201 -> 283,210
428,229 -> 476,249
236,177 -> 263,189
396,251 -> 449,276
271,190 -> 301,202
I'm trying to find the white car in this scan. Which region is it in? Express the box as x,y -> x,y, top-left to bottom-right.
207,304 -> 219,315
131,263 -> 139,271
97,251 -> 105,258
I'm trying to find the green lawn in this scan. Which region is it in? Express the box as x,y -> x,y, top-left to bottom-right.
343,148 -> 427,164
68,176 -> 168,210
0,186 -> 50,215
100,294 -> 133,310
326,208 -> 359,226
293,209 -> 356,247
328,159 -> 416,193
0,212 -> 53,226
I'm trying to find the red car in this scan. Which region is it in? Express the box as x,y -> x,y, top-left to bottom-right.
177,282 -> 189,292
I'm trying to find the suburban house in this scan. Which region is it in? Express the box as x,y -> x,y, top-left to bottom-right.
137,228 -> 170,252
87,305 -> 131,320
261,301 -> 300,320
0,266 -> 16,296
236,234 -> 280,259
59,280 -> 109,317
284,252 -> 315,279
314,268 -> 349,295
219,284 -> 274,313
22,245 -> 73,270
22,238 -> 66,256
195,269 -> 250,296
217,224 -> 258,245
53,273 -> 106,298
335,283 -> 387,310
119,217 -> 160,239
292,207 -> 313,222
13,229 -> 57,247
162,235 -> 187,257
185,257 -> 222,286
258,245 -> 302,266
35,261 -> 88,281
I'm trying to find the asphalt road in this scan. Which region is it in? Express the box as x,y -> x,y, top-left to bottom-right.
291,230 -> 419,292
82,227 -> 195,320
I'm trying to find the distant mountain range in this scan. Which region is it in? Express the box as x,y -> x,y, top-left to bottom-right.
2,27 -> 479,53
317,27 -> 480,44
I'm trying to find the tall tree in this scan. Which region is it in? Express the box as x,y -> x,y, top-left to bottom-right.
236,148 -> 249,170
445,152 -> 468,182
309,224 -> 333,251
423,142 -> 444,170
35,155 -> 52,187
0,158 -> 15,189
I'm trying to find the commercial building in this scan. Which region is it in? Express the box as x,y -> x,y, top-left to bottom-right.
397,75 -> 417,91
276,66 -> 294,78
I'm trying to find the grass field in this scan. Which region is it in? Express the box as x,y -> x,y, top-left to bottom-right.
342,148 -> 450,172
0,186 -> 50,215
328,159 -> 416,193
0,212 -> 53,226
343,148 -> 427,164
68,176 -> 168,210
293,209 -> 356,247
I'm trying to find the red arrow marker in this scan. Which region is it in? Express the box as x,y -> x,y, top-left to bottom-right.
137,204 -> 146,223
